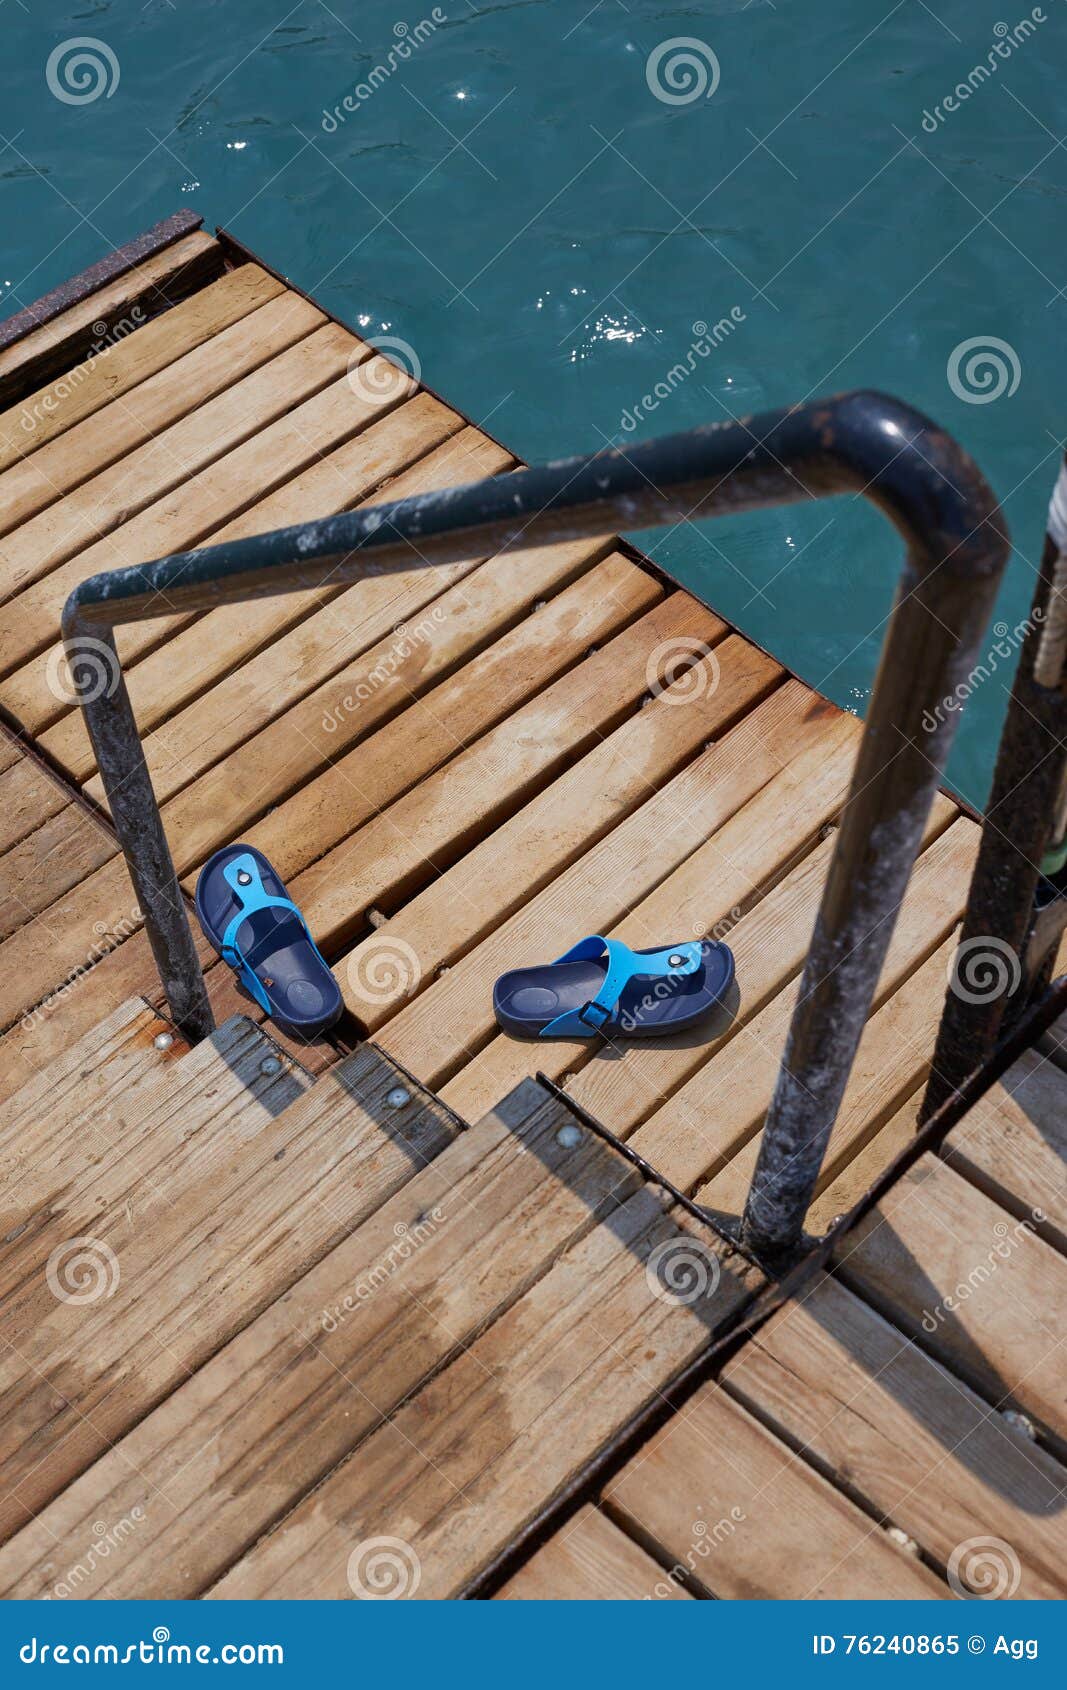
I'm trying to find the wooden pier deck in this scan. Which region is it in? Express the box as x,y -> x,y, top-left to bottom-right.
0,216 -> 1063,1599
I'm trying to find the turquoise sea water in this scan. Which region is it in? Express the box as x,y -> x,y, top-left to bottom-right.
5,0 -> 1067,806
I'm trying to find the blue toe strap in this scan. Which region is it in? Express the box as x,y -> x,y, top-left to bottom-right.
540,935 -> 702,1038
219,854 -> 326,1015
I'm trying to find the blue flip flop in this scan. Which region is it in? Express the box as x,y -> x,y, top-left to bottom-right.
195,844 -> 343,1039
493,935 -> 734,1040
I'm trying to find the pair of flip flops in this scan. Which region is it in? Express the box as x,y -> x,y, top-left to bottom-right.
196,846 -> 734,1045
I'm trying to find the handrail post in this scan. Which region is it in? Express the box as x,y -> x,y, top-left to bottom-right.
64,391 -> 1008,1262
61,614 -> 215,1041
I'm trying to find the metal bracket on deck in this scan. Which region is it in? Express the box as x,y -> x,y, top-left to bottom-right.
63,387 -> 1009,1263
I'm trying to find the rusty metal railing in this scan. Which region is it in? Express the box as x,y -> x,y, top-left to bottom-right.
62,390 -> 1009,1263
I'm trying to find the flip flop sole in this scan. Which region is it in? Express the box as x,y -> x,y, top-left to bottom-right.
493,939 -> 734,1039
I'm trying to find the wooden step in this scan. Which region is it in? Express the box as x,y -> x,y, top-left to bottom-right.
722,1271 -> 1067,1598
497,1504 -> 691,1601
0,1079 -> 645,1596
942,1049 -> 1067,1255
207,1189 -> 759,1598
607,1381 -> 945,1598
840,1155 -> 1067,1450
0,1030 -> 464,1541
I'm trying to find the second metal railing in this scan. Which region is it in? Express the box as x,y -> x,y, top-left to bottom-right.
62,389 -> 1009,1262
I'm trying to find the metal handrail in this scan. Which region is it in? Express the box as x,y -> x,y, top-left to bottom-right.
62,390 -> 1009,1261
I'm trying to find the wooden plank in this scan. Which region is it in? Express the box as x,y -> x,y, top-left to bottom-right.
0,554 -> 651,1031
840,1155 -> 1067,1448
0,1082 -> 643,1597
0,751 -> 68,855
0,733 -> 20,777
204,555 -> 667,907
497,1505 -> 690,1601
0,1036 -> 467,1540
307,605 -> 749,971
722,1272 -> 1067,1598
606,1384 -> 944,1598
699,925 -> 968,1219
343,634 -> 780,1029
53,410 -> 500,789
0,232 -> 223,410
0,352 -> 416,736
387,687 -> 839,1110
0,262 -> 283,472
942,1049 -> 1067,1255
0,797 -> 117,943
0,996 -> 185,1144
208,1193 -> 758,1599
0,212 -> 202,354
805,1091 -> 922,1235
0,281 -> 317,538
0,319 -> 365,622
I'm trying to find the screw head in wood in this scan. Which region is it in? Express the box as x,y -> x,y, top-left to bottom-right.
386,1085 -> 411,1108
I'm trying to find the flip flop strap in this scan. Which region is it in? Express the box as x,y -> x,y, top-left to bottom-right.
219,854 -> 317,1014
540,935 -> 702,1037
